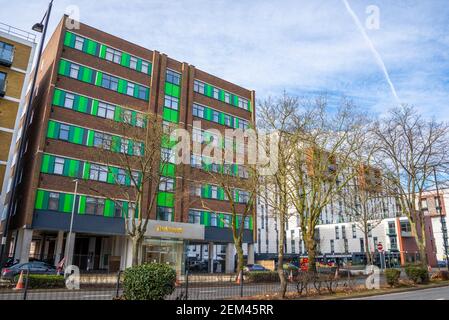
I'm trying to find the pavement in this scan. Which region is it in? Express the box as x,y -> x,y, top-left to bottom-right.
350,285 -> 449,300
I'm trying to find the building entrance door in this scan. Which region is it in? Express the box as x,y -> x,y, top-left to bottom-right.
143,239 -> 185,274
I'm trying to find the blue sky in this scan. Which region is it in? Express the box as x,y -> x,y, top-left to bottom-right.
2,0 -> 449,119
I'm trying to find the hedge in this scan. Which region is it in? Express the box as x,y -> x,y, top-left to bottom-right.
14,274 -> 65,289
405,265 -> 429,284
385,269 -> 401,287
123,263 -> 176,300
246,271 -> 279,283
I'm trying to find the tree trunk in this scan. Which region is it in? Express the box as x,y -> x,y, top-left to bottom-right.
235,242 -> 244,278
306,238 -> 317,273
364,233 -> 372,265
131,235 -> 143,266
278,220 -> 287,298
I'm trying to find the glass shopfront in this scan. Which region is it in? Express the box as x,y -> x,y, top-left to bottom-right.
142,238 -> 186,275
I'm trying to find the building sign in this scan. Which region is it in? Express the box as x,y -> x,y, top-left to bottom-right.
143,220 -> 205,240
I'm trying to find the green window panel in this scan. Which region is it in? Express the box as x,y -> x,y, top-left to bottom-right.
78,195 -> 86,214
165,82 -> 180,98
58,193 -> 74,213
81,67 -> 93,83
202,211 -> 210,226
204,107 -> 212,121
99,44 -> 107,59
160,163 -> 176,177
41,154 -> 52,173
107,167 -> 118,184
83,162 -> 91,180
117,79 -> 127,94
86,130 -> 94,147
91,99 -> 99,116
47,120 -> 58,139
53,88 -> 63,106
162,107 -> 179,123
64,31 -> 74,47
77,96 -> 89,113
104,199 -> 115,217
249,216 -> 253,230
233,95 -> 239,107
35,190 -> 45,209
58,60 -> 69,76
205,84 -> 212,97
85,38 -> 97,55
111,136 -> 121,153
157,192 -> 175,207
72,127 -> 84,144
95,71 -> 103,86
218,188 -> 225,201
121,52 -> 130,67
219,90 -> 225,102
68,159 -> 80,177
248,101 -> 252,112
218,213 -> 225,228
136,59 -> 142,72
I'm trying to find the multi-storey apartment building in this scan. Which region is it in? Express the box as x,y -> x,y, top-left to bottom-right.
0,23 -> 36,225
2,15 -> 256,274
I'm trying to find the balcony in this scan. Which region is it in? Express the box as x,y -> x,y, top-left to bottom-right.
401,231 -> 413,237
0,22 -> 36,42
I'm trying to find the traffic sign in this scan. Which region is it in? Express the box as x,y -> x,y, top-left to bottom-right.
377,243 -> 383,252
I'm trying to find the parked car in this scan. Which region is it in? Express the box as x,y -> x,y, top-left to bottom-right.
188,260 -> 208,272
0,257 -> 19,268
1,261 -> 57,281
437,260 -> 448,268
244,264 -> 268,272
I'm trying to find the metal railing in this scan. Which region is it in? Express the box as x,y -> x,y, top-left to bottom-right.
0,22 -> 36,42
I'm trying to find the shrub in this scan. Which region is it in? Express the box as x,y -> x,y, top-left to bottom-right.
14,274 -> 65,289
246,271 -> 279,283
123,263 -> 176,300
385,269 -> 401,287
405,265 -> 429,284
431,270 -> 449,281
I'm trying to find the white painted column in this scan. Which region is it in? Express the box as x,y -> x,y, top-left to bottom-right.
225,243 -> 236,274
247,243 -> 255,265
15,229 -> 33,263
64,232 -> 76,266
13,229 -> 23,261
54,231 -> 64,266
208,242 -> 214,273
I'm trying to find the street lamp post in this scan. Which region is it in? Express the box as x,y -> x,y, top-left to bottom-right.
64,179 -> 78,268
0,0 -> 53,266
433,166 -> 449,269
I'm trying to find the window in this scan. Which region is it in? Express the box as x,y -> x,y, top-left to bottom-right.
212,110 -> 219,123
190,184 -> 201,197
48,193 -> 60,210
368,223 -> 372,237
0,41 -> 14,64
166,69 -> 181,85
193,80 -> 205,94
388,221 -> 396,234
97,102 -> 115,119
136,114 -> 145,128
244,217 -> 250,229
223,215 -> 231,228
213,88 -> 219,99
90,164 -> 108,182
85,197 -> 104,216
94,132 -> 112,150
344,239 -> 349,253
159,177 -> 175,192
138,86 -> 147,100
126,82 -> 135,96
120,140 -> 129,154
131,171 -> 140,186
157,207 -> 173,221
130,57 -> 138,70
101,74 -> 119,91
141,61 -> 149,74
74,36 -> 84,50
335,226 -> 340,239
188,210 -> 202,224
238,98 -> 249,110
360,238 -> 364,252
352,224 -> 357,238
0,72 -> 6,92
59,124 -> 70,141
64,93 -> 75,109
114,204 -> 122,218
224,114 -> 232,127
105,47 -> 121,64
122,109 -> 132,124
373,237 -> 378,251
161,147 -> 175,163
342,225 -> 346,239
192,104 -> 204,118
191,154 -> 202,168
164,95 -> 179,110
192,128 -> 203,143
69,64 -> 80,78
54,157 -> 65,175
330,240 -> 335,253
224,92 -> 230,104
116,169 -> 126,185
210,213 -> 218,227
211,186 -> 218,199
401,221 -> 412,233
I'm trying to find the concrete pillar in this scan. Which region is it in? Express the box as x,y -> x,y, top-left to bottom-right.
14,229 -> 33,263
13,230 -> 23,261
64,232 -> 76,266
247,243 -> 255,265
225,243 -> 236,274
208,242 -> 214,273
54,231 -> 64,266
87,237 -> 96,270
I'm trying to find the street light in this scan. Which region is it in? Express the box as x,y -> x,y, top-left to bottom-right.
64,179 -> 79,268
0,0 -> 53,266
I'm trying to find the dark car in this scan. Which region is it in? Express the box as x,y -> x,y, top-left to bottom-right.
244,264 -> 268,272
1,261 -> 57,281
0,257 -> 19,268
188,260 -> 208,272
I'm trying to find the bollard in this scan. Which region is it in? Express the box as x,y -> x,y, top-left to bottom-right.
115,270 -> 122,299
23,267 -> 30,301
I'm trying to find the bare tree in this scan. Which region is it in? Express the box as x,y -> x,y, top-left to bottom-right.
257,94 -> 300,297
88,110 -> 171,266
288,96 -> 370,272
374,105 -> 449,266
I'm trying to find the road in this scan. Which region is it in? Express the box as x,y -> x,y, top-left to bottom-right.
351,285 -> 449,300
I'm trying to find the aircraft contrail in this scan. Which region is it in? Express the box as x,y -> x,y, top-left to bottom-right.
341,0 -> 401,105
